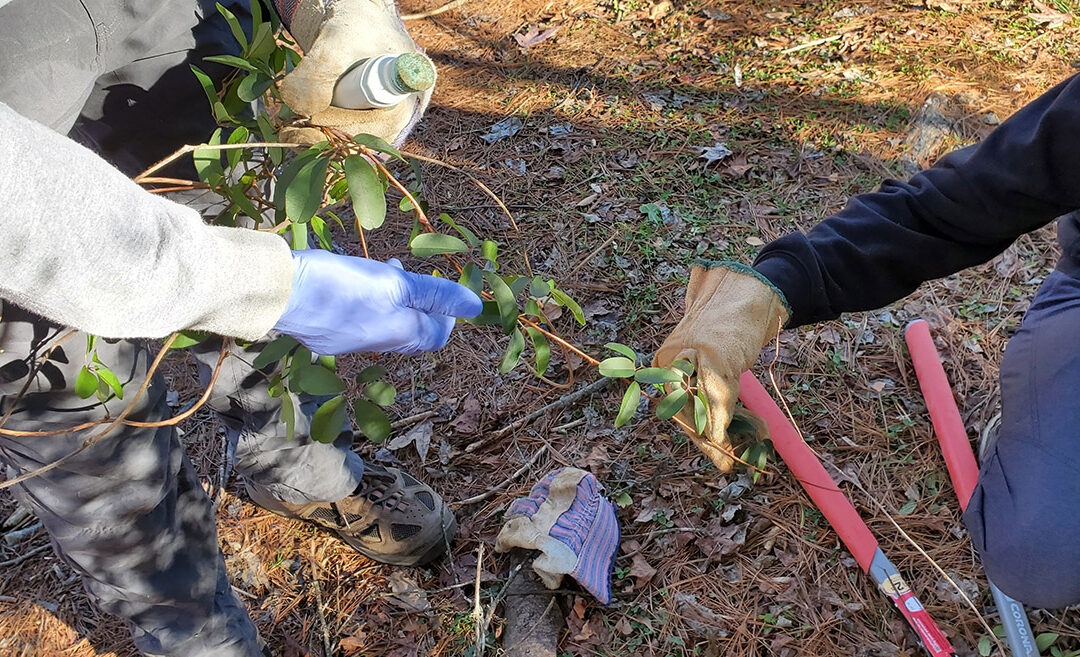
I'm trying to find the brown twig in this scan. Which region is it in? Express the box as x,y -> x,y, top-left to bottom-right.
402,152 -> 518,230
516,316 -> 599,366
390,410 -> 439,430
453,445 -> 548,507
138,176 -> 205,187
358,146 -> 429,226
464,377 -> 613,453
472,543 -> 486,656
147,186 -> 201,194
357,223 -> 370,258
401,0 -> 474,21
0,544 -> 50,568
134,142 -> 301,183
0,337 -> 230,489
309,539 -> 334,657
0,340 -> 229,437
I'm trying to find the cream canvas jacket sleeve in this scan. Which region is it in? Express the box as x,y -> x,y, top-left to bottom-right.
0,101 -> 295,341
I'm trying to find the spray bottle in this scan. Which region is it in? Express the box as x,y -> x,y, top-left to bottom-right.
331,52 -> 436,110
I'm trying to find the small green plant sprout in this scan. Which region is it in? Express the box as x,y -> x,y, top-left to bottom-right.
598,342 -> 706,431
74,335 -> 125,402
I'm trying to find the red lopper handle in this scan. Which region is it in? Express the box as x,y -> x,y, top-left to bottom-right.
739,371 -> 880,571
904,320 -> 980,509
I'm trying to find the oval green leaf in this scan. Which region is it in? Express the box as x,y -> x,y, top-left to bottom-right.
529,276 -> 551,298
297,365 -> 346,395
203,54 -> 257,72
605,342 -> 637,360
439,213 -> 479,246
356,364 -> 387,384
656,387 -> 689,420
498,327 -> 525,374
343,154 -> 387,230
525,326 -> 550,377
215,2 -> 248,51
671,359 -> 695,376
96,366 -> 124,399
310,215 -> 334,250
237,72 -> 274,102
225,126 -> 250,169
75,367 -> 98,399
310,395 -> 347,444
695,390 -> 708,434
364,381 -> 397,407
1036,634 -> 1059,653
253,335 -> 298,370
169,331 -> 211,350
281,392 -> 296,439
352,133 -> 406,162
283,154 -> 329,224
550,288 -> 585,325
465,300 -> 502,327
598,356 -> 636,378
94,367 -> 123,397
459,262 -> 483,295
483,271 -> 519,334
507,275 -> 530,298
410,233 -> 469,258
614,381 -> 641,427
634,367 -> 684,384
481,240 -> 498,266
192,128 -> 224,186
353,398 -> 392,443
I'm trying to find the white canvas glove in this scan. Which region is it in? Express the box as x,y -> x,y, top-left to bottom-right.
276,0 -> 434,145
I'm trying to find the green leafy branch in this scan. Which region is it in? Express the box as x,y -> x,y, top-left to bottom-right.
30,3 -> 774,481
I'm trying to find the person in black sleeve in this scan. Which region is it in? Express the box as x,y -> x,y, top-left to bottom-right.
656,73 -> 1080,609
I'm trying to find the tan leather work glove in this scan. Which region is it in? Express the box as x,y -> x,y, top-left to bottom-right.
653,261 -> 790,471
277,0 -> 433,145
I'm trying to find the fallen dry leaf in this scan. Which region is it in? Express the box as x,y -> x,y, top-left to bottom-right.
514,25 -> 560,48
649,0 -> 672,21
1029,0 -> 1071,27
450,398 -> 482,433
675,593 -> 729,638
696,518 -> 749,561
572,596 -> 587,620
387,571 -> 431,613
725,153 -> 753,177
584,444 -> 610,472
629,553 -> 657,584
339,634 -> 368,655
386,419 -> 433,461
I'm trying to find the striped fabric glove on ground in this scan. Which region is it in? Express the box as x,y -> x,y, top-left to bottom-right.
494,468 -> 620,604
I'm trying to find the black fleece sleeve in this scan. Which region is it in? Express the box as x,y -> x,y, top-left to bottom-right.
753,73 -> 1080,328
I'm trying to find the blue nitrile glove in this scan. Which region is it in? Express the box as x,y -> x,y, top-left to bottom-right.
273,250 -> 482,355
494,468 -> 620,604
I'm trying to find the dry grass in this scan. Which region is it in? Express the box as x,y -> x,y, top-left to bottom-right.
4,0 -> 1080,655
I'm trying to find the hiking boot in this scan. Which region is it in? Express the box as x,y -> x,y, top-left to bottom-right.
245,463 -> 456,566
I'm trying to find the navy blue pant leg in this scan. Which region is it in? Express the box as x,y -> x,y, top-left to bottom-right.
965,218 -> 1080,609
